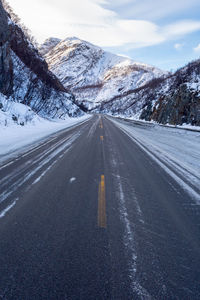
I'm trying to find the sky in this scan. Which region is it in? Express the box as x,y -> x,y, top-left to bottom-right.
6,0 -> 200,71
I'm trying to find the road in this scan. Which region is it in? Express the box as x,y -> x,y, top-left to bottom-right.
0,115 -> 200,299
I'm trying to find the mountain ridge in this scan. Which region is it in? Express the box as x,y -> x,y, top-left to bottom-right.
97,59 -> 200,126
40,36 -> 200,126
41,37 -> 167,111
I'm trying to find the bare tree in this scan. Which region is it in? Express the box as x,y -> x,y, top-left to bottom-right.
2,0 -> 38,48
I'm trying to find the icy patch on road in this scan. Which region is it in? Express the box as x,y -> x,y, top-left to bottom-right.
32,162 -> 57,185
87,115 -> 100,139
110,149 -> 150,298
0,199 -> 18,218
0,132 -> 80,206
69,177 -> 76,183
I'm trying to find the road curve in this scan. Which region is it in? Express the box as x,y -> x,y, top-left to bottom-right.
0,115 -> 200,299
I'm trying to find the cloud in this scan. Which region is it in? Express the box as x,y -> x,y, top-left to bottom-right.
7,0 -> 200,49
174,43 -> 184,50
105,0 -> 200,21
56,18 -> 200,49
194,43 -> 200,53
164,20 -> 200,38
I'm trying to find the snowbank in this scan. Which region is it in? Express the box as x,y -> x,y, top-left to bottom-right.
0,113 -> 91,161
110,116 -> 200,202
114,114 -> 200,132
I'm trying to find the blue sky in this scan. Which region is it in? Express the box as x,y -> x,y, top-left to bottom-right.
7,0 -> 200,71
103,0 -> 200,70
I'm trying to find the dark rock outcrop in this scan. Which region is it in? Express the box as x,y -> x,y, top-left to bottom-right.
96,59 -> 200,126
0,0 -> 9,45
0,0 -> 82,118
10,25 -> 66,92
0,42 -> 13,96
139,62 -> 200,126
0,1 -> 13,95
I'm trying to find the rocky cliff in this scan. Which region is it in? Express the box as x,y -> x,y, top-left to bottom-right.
0,0 -> 12,96
0,1 -> 9,44
93,60 -> 200,126
0,1 -> 83,123
149,60 -> 200,125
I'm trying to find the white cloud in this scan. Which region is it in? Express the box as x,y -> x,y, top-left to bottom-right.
106,0 -> 200,21
6,0 -> 200,49
164,20 -> 200,38
194,43 -> 200,53
174,43 -> 184,50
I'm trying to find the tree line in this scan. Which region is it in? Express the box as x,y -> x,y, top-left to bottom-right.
2,0 -> 38,48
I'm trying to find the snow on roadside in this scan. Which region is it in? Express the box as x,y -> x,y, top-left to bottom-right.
0,111 -> 91,161
111,114 -> 200,132
0,94 -> 38,127
110,117 -> 200,202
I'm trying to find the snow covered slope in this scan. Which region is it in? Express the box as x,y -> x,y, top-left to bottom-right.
0,94 -> 90,159
39,37 -> 61,56
0,1 -> 83,130
41,36 -> 199,126
43,37 -> 166,110
139,60 -> 200,126
99,59 -> 200,126
110,117 -> 200,201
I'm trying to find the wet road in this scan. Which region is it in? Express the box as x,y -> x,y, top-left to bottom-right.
0,115 -> 200,299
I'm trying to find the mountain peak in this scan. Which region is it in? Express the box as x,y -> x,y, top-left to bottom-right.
63,36 -> 81,42
42,36 -> 166,110
39,37 -> 61,56
61,36 -> 102,51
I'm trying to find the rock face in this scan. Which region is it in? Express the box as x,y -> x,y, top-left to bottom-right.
98,60 -> 200,126
0,1 -> 12,96
142,85 -> 200,125
0,1 -> 83,120
0,0 -> 9,44
10,26 -> 66,93
0,42 -> 13,96
42,37 -> 166,111
138,60 -> 200,126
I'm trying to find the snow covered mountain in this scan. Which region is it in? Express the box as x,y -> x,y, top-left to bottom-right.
139,60 -> 200,125
42,37 -> 166,110
2,0 -> 198,129
0,1 -> 83,128
41,36 -> 200,126
39,37 -> 61,56
98,59 -> 200,126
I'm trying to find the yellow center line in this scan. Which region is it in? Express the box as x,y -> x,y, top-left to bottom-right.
98,175 -> 107,228
99,118 -> 103,129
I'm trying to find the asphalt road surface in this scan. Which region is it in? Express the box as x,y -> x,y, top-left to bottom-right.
0,115 -> 200,299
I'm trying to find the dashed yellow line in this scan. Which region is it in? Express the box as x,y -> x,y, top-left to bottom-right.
99,119 -> 103,129
98,175 -> 106,228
